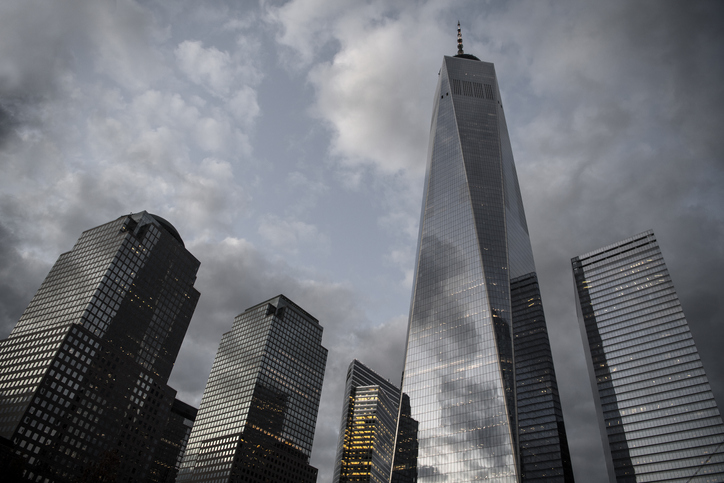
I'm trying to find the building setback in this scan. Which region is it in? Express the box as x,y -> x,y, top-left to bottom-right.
393,26 -> 573,482
0,211 -> 201,482
332,360 -> 400,483
572,230 -> 724,482
176,295 -> 327,483
151,398 -> 198,483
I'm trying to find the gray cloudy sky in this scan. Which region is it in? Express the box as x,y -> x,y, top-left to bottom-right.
1,1 -> 723,481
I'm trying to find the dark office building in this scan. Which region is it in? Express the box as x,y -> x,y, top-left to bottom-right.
151,399 -> 198,483
176,295 -> 327,483
393,25 -> 573,482
572,230 -> 724,482
332,360 -> 400,483
0,211 -> 200,482
390,393 -> 418,483
512,273 -> 574,482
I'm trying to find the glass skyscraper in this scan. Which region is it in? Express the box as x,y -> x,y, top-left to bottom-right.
393,29 -> 572,482
176,295 -> 327,483
333,360 -> 400,483
572,230 -> 724,482
0,211 -> 201,482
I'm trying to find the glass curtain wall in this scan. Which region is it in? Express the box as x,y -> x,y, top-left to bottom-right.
573,230 -> 724,482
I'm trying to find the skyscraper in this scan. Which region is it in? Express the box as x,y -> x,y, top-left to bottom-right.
176,295 -> 327,483
0,211 -> 201,482
332,360 -> 400,483
393,26 -> 572,482
572,230 -> 724,482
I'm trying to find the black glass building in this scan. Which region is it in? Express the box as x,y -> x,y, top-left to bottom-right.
572,230 -> 724,482
176,295 -> 327,483
151,398 -> 198,483
0,211 -> 201,482
333,360 -> 400,483
393,28 -> 573,482
390,393 -> 419,483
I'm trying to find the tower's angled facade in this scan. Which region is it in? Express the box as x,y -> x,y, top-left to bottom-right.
393,27 -> 573,482
0,211 -> 201,482
572,230 -> 724,482
333,360 -> 400,483
176,295 -> 327,483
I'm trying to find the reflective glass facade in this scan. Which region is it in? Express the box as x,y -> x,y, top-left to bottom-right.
0,211 -> 201,482
395,54 -> 572,482
333,360 -> 400,483
176,295 -> 327,483
572,230 -> 724,482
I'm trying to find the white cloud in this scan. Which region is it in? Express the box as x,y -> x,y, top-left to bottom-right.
194,116 -> 231,153
227,85 -> 260,128
266,0 -> 350,68
308,10 -> 446,176
174,39 -> 262,139
258,215 -> 330,254
175,40 -> 237,97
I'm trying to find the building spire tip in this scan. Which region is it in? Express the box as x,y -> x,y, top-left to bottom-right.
457,21 -> 464,55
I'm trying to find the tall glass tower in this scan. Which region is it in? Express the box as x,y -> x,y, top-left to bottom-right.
176,295 -> 327,483
572,230 -> 724,482
0,211 -> 200,482
394,26 -> 572,482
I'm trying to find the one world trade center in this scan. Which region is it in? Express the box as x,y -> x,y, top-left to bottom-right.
392,26 -> 574,482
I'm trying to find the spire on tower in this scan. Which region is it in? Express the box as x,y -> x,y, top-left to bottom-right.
453,22 -> 480,61
457,21 -> 464,55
